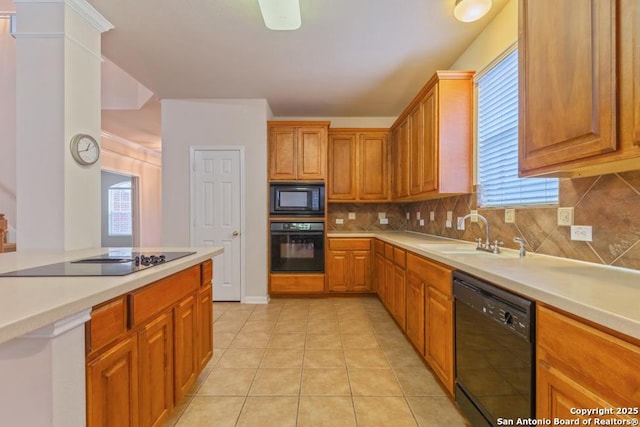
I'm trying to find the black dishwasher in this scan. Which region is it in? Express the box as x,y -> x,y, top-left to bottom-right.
453,271 -> 535,427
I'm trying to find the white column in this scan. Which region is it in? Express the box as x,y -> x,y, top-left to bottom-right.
0,310 -> 91,427
14,0 -> 112,251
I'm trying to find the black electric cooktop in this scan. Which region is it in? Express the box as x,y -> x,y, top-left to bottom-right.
0,251 -> 197,277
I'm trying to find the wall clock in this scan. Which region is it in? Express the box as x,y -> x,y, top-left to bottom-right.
70,133 -> 100,166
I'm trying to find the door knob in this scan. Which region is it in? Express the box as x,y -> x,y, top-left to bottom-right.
232,231 -> 240,237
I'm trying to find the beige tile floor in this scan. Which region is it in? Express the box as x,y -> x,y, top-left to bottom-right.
164,296 -> 469,427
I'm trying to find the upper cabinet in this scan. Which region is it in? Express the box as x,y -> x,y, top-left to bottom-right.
390,71 -> 474,200
519,0 -> 640,177
268,121 -> 329,181
328,129 -> 389,202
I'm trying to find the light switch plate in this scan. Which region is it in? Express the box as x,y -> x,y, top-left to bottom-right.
505,209 -> 516,224
470,210 -> 478,222
378,212 -> 386,220
335,218 -> 344,225
430,211 -> 435,221
419,219 -> 425,226
558,207 -> 574,226
406,212 -> 410,220
446,211 -> 453,222
348,212 -> 356,220
446,219 -> 452,228
416,212 -> 421,220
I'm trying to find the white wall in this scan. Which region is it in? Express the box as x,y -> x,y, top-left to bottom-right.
161,99 -> 271,301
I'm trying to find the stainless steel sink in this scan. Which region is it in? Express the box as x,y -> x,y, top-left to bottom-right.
418,243 -> 519,258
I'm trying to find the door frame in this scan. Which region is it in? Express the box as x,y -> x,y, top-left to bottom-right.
189,146 -> 246,303
100,170 -> 140,248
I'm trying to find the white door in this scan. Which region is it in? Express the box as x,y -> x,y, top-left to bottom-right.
191,148 -> 242,301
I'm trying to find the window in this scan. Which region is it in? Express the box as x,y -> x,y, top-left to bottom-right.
108,181 -> 132,236
477,48 -> 558,207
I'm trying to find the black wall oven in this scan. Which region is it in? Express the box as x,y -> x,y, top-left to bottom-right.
270,221 -> 324,273
270,183 -> 325,217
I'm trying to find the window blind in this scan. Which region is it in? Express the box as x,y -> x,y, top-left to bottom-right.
477,49 -> 558,207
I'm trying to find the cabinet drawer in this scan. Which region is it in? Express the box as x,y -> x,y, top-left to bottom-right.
407,253 -> 452,296
374,239 -> 385,255
329,238 -> 371,251
87,296 -> 127,355
537,305 -> 640,406
128,266 -> 200,328
394,247 -> 406,269
384,243 -> 394,259
270,274 -> 325,293
201,259 -> 213,285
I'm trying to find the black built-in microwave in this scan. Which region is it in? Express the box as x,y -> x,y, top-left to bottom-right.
270,183 -> 325,216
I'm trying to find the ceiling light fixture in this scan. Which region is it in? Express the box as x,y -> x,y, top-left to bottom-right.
258,0 -> 301,31
454,0 -> 492,22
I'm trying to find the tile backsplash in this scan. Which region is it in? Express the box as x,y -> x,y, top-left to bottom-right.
328,170 -> 640,272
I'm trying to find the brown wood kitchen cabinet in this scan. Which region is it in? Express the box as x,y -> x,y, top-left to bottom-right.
536,305 -> 640,422
519,0 -> 640,177
327,129 -> 389,202
85,260 -> 213,427
374,240 -> 386,301
406,252 -> 454,395
326,238 -> 372,293
391,71 -> 473,200
268,121 -> 329,181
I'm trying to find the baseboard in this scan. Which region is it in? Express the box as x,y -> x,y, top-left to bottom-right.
243,295 -> 270,304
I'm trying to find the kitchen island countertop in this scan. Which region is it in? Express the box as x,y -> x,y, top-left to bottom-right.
0,247 -> 223,345
328,231 -> 640,341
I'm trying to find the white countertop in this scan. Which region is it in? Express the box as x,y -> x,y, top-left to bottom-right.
329,231 -> 640,340
0,247 -> 223,345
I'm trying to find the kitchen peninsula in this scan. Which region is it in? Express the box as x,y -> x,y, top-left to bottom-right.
0,246 -> 223,427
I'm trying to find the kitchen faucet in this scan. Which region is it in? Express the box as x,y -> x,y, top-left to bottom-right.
458,212 -> 502,253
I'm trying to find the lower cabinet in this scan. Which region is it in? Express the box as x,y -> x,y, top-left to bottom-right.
86,335 -> 139,427
405,273 -> 425,354
537,305 -> 640,421
138,312 -> 173,427
86,261 -> 213,427
326,238 -> 372,293
425,285 -> 453,394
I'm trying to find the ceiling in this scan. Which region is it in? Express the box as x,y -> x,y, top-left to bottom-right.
89,0 -> 509,151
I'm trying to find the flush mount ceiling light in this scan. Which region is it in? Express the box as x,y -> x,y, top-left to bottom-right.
454,0 -> 492,22
258,0 -> 301,30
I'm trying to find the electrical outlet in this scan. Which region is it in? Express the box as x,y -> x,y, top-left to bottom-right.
419,219 -> 425,226
446,219 -> 452,228
378,212 -> 386,220
335,218 -> 344,225
380,218 -> 389,225
457,217 -> 465,230
430,211 -> 435,221
571,225 -> 592,242
447,211 -> 453,222
348,212 -> 356,220
505,209 -> 516,224
470,210 -> 478,222
558,207 -> 574,226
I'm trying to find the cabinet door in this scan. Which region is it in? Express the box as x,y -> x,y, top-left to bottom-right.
420,88 -> 437,192
409,103 -> 424,195
268,126 -> 297,180
87,335 -> 139,427
519,0 -> 616,174
351,250 -> 371,292
392,121 -> 410,198
328,133 -> 357,200
138,312 -> 173,427
327,250 -> 349,292
297,127 -> 327,180
197,283 -> 213,372
620,0 -> 640,151
359,132 -> 389,200
374,252 -> 386,302
393,264 -> 406,330
174,295 -> 198,402
425,286 -> 454,394
406,273 -> 425,355
384,257 -> 395,311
